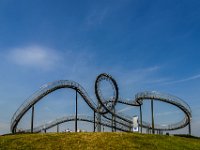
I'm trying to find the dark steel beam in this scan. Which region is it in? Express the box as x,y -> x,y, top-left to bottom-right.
112,114 -> 114,132
114,107 -> 116,132
97,101 -> 101,132
111,107 -> 116,132
93,111 -> 96,132
31,105 -> 34,133
75,90 -> 78,132
57,124 -> 59,133
140,105 -> 143,133
151,99 -> 155,134
188,121 -> 191,135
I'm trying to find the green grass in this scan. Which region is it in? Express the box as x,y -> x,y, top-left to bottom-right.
0,132 -> 200,150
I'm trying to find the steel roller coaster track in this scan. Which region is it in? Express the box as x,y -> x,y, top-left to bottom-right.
10,73 -> 192,134
23,115 -> 131,133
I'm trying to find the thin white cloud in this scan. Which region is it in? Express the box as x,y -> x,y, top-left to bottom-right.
164,74 -> 200,85
137,66 -> 160,73
145,78 -> 170,84
8,45 -> 61,70
155,110 -> 180,117
117,106 -> 132,113
118,65 -> 161,86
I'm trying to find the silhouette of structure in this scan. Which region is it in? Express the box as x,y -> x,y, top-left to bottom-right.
11,73 -> 192,134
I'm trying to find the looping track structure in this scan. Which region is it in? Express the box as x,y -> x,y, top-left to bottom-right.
11,73 -> 192,134
95,73 -> 119,114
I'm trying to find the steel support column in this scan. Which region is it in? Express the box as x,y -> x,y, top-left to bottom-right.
97,101 -> 101,132
111,107 -> 116,132
112,114 -> 114,132
97,112 -> 101,132
151,99 -> 155,134
189,121 -> 191,135
93,111 -> 96,132
75,90 -> 78,132
57,124 -> 59,133
140,105 -> 143,133
31,105 -> 34,133
114,117 -> 116,132
113,107 -> 116,132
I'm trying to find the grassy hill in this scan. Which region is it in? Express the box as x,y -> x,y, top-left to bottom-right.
0,132 -> 200,150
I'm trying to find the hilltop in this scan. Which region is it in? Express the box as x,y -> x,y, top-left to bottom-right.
0,132 -> 200,150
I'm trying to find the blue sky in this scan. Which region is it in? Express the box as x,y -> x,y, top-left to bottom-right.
0,0 -> 200,136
